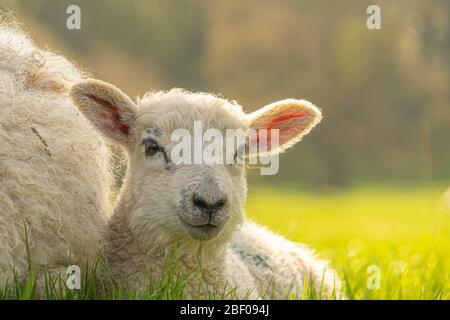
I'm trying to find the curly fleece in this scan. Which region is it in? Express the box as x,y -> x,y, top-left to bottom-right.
0,23 -> 111,286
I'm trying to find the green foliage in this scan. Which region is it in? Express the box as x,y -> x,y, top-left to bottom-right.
0,185 -> 447,299
246,184 -> 450,299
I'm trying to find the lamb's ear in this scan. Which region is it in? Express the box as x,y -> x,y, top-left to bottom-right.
246,99 -> 322,155
70,79 -> 137,145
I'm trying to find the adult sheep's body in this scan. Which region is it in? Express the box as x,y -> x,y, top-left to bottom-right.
0,24 -> 111,287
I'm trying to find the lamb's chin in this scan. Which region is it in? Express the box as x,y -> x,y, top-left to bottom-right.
179,219 -> 223,241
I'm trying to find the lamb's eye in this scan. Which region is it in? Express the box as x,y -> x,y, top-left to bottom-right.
144,139 -> 161,156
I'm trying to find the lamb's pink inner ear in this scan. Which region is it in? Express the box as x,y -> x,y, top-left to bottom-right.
264,110 -> 310,146
249,110 -> 311,150
247,99 -> 321,153
87,95 -> 130,135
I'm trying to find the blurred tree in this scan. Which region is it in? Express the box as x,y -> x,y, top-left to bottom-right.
5,0 -> 449,188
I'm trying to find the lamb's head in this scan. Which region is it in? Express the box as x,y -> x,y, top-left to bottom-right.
70,79 -> 321,249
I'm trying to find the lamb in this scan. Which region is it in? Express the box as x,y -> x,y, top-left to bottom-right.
70,79 -> 342,299
0,23 -> 111,288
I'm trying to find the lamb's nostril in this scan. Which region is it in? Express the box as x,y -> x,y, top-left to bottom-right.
192,194 -> 226,216
214,198 -> 226,209
193,195 -> 209,210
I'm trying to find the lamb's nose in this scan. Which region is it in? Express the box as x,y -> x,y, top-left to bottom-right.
192,194 -> 226,217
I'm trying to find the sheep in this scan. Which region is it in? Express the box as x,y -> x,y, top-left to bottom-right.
70,79 -> 342,299
0,23 -> 111,289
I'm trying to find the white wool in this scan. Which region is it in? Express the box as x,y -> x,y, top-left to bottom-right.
0,23 -> 111,286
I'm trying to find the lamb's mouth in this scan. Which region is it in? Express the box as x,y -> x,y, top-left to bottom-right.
178,218 -> 222,240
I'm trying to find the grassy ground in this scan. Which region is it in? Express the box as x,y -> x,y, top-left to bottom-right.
2,184 -> 449,299
245,184 -> 450,299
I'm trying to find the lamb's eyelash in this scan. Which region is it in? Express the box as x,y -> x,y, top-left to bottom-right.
142,137 -> 159,146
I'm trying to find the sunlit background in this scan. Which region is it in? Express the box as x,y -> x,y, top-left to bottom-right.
1,0 -> 449,298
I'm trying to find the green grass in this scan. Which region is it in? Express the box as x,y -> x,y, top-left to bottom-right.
1,184 -> 448,299
245,184 -> 450,299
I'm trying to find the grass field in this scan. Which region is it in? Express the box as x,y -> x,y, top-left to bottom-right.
2,184 -> 449,299
245,184 -> 450,299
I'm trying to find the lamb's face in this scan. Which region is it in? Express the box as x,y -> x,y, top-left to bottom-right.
70,79 -> 322,247
126,91 -> 248,241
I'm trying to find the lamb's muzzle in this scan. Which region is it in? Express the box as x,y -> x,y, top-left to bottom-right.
177,171 -> 230,240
